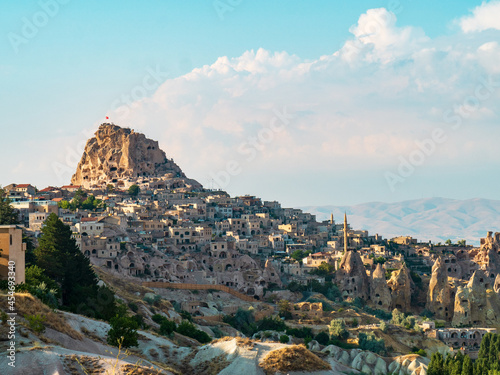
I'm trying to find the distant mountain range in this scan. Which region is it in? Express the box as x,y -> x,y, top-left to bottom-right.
299,197 -> 500,246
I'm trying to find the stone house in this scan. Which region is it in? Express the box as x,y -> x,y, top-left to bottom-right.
0,225 -> 26,284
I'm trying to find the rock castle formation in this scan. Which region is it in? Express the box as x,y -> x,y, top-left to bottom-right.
71,123 -> 201,190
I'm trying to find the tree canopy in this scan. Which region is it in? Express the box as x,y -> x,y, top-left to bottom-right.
128,184 -> 140,197
427,333 -> 500,375
0,188 -> 19,225
33,213 -> 117,319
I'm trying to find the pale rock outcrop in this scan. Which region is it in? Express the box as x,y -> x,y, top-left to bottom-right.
336,250 -> 370,301
452,270 -> 500,327
322,345 -> 429,375
71,123 -> 202,190
475,232 -> 500,281
371,263 -> 392,310
494,274 -> 500,293
427,257 -> 454,320
388,264 -> 413,312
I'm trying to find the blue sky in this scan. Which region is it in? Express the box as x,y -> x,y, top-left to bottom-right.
1,0 -> 500,207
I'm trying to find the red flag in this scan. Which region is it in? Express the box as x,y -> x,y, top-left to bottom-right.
106,116 -> 109,119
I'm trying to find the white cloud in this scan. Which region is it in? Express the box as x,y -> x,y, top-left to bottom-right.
459,1 -> 500,33
109,7 -> 500,194
338,8 -> 428,63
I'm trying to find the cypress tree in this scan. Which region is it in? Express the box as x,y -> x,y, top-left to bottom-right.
34,213 -> 98,308
461,355 -> 473,375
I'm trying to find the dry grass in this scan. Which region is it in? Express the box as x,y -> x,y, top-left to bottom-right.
120,363 -> 163,374
65,354 -> 104,375
191,354 -> 230,375
211,336 -> 254,349
235,337 -> 255,349
259,345 -> 331,375
0,293 -> 83,340
211,336 -> 234,344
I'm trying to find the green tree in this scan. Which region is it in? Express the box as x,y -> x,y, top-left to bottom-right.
291,250 -> 306,262
128,184 -> 140,197
71,188 -> 87,209
391,308 -> 405,326
461,355 -> 473,375
176,321 -> 211,343
0,188 -> 19,224
329,318 -> 348,340
257,316 -> 287,332
428,352 -> 445,375
279,334 -> 289,343
314,331 -> 329,345
23,234 -> 36,267
358,332 -> 385,354
34,213 -> 98,310
57,200 -> 71,210
159,319 -> 176,336
379,321 -> 387,333
278,299 -> 292,320
310,261 -> 335,276
107,315 -> 139,348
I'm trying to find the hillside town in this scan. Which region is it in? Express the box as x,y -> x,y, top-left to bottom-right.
3,124 -> 500,374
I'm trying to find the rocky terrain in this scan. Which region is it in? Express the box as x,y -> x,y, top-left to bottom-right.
71,123 -> 202,190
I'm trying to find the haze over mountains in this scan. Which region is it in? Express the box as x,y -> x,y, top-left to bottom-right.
300,197 -> 500,246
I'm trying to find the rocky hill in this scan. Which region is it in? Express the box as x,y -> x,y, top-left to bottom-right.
71,123 -> 202,190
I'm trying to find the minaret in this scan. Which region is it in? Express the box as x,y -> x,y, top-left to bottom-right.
344,212 -> 348,252
330,213 -> 334,225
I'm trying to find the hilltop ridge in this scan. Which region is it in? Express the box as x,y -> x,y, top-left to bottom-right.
71,123 -> 202,190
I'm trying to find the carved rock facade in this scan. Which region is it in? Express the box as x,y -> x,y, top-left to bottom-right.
71,123 -> 201,190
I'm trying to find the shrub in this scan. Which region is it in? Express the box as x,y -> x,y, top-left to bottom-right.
314,331 -> 330,346
258,316 -> 287,332
128,302 -> 138,313
304,336 -> 313,347
1,311 -> 9,325
179,310 -> 193,322
106,316 -> 139,348
131,314 -> 148,329
329,319 -> 349,340
411,348 -> 427,357
420,309 -> 434,318
379,321 -> 387,333
279,334 -> 290,343
160,319 -> 176,336
25,314 -> 46,334
176,321 -> 211,344
223,308 -> 256,336
286,327 -> 313,339
358,332 -> 385,354
152,314 -> 165,324
143,294 -> 161,306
